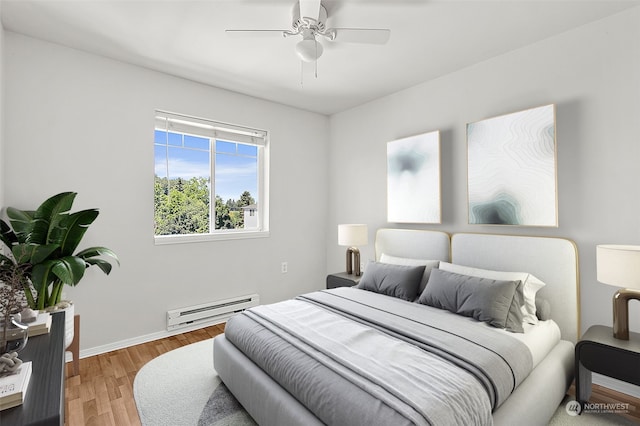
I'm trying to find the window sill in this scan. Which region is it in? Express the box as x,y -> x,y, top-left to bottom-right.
154,230 -> 270,245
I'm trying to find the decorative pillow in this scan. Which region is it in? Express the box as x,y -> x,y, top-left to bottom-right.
379,253 -> 440,296
535,296 -> 551,321
418,268 -> 524,333
438,262 -> 545,325
356,261 -> 426,301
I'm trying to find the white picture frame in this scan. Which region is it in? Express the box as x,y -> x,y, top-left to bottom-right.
387,131 -> 441,224
467,104 -> 557,227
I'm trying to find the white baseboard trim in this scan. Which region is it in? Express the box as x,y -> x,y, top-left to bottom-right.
64,319 -> 225,363
593,373 -> 640,399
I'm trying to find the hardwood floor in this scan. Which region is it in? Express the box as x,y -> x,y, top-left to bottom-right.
63,324 -> 225,426
64,323 -> 640,425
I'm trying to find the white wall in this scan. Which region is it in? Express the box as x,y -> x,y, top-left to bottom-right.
0,5 -> 5,208
3,32 -> 330,351
328,8 -> 640,335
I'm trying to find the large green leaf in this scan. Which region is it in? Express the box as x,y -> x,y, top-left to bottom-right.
0,219 -> 18,249
76,246 -> 120,265
6,208 -> 35,242
28,192 -> 77,245
11,243 -> 59,264
11,244 -> 35,264
51,209 -> 99,256
51,256 -> 86,286
84,258 -> 113,275
79,246 -> 119,276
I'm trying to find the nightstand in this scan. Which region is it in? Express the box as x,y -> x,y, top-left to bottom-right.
575,325 -> 640,406
326,272 -> 362,289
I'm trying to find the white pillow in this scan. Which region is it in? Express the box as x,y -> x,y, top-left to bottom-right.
438,262 -> 545,325
379,253 -> 440,296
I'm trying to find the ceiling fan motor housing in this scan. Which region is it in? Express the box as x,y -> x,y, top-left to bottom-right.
292,3 -> 327,33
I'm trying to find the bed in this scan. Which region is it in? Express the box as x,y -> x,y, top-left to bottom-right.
214,229 -> 578,425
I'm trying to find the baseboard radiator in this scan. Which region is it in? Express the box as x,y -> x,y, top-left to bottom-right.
166,294 -> 259,331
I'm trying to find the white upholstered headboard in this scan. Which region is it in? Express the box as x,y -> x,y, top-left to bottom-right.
374,229 -> 580,343
375,229 -> 450,262
451,233 -> 579,343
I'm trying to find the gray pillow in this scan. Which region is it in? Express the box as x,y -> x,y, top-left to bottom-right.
418,268 -> 524,333
535,296 -> 551,321
379,254 -> 440,298
356,261 -> 426,301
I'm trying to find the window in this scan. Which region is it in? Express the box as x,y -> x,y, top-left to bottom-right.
154,111 -> 269,243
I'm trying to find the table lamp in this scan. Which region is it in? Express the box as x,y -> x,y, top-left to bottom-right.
338,224 -> 368,276
596,244 -> 640,340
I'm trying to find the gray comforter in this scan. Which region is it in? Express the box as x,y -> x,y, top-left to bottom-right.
224,287 -> 533,426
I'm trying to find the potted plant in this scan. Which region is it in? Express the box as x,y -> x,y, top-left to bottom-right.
0,192 -> 119,346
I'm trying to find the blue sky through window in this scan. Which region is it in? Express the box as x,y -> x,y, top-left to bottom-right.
154,130 -> 258,202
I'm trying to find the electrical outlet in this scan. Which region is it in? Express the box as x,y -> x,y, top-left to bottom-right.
281,262 -> 288,273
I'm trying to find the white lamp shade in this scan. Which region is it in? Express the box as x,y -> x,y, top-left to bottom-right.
597,244 -> 640,289
338,224 -> 368,247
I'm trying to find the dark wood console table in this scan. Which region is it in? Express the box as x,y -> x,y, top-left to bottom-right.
0,312 -> 66,425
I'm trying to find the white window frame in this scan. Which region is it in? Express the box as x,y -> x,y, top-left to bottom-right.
154,110 -> 270,244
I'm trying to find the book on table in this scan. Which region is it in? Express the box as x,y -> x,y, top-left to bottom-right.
27,312 -> 52,337
0,361 -> 32,410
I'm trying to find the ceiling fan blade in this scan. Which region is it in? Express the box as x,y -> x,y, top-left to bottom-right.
299,0 -> 321,21
225,29 -> 287,38
330,28 -> 391,45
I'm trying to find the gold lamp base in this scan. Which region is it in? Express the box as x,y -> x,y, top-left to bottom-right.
612,288 -> 640,340
345,247 -> 362,276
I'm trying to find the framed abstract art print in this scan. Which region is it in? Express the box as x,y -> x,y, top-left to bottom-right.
387,131 -> 441,224
467,104 -> 557,227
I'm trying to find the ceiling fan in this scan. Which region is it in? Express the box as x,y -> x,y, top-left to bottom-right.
225,0 -> 391,63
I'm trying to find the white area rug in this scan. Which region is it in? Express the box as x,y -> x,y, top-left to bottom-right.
133,338 -> 255,426
134,337 -> 636,425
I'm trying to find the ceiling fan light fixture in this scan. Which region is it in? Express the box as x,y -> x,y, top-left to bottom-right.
295,37 -> 323,62
226,0 -> 390,68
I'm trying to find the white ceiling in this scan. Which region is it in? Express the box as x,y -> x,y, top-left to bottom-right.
2,0 -> 639,115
